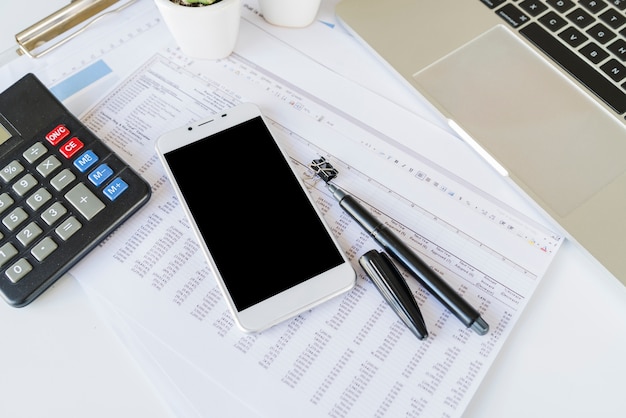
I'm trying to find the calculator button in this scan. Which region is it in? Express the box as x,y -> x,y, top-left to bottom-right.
74,150 -> 99,172
12,173 -> 38,196
50,168 -> 76,191
103,177 -> 129,201
88,163 -> 113,186
45,124 -> 70,146
59,137 -> 84,159
0,242 -> 17,267
3,207 -> 28,231
26,188 -> 52,211
65,183 -> 105,220
23,142 -> 47,163
17,222 -> 43,247
55,216 -> 82,241
1,160 -> 24,182
6,258 -> 32,283
31,237 -> 58,262
0,193 -> 14,214
41,202 -> 67,225
36,155 -> 62,177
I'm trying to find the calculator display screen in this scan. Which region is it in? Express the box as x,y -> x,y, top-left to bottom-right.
0,122 -> 10,146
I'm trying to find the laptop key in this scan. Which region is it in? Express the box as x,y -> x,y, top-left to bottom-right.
579,0 -> 609,13
480,0 -> 507,9
539,11 -> 568,31
567,8 -> 596,28
586,22 -> 617,44
613,0 -> 626,10
580,42 -> 610,63
559,26 -> 588,47
599,8 -> 626,29
601,59 -> 626,82
496,4 -> 531,28
546,0 -> 575,12
607,39 -> 626,61
519,0 -> 548,16
520,22 -> 626,114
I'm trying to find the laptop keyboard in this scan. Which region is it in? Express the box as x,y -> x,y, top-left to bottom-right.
479,0 -> 626,117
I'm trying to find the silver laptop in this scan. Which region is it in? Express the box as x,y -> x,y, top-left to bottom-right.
335,0 -> 626,285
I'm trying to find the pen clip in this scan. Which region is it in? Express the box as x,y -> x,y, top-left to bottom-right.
309,157 -> 338,183
359,250 -> 428,340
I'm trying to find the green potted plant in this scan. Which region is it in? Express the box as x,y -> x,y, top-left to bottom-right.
154,0 -> 241,59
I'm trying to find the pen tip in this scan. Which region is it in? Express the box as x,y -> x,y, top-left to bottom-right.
326,182 -> 346,201
410,325 -> 428,340
470,317 -> 489,335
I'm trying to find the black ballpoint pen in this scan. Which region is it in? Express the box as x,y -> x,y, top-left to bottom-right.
327,183 -> 489,335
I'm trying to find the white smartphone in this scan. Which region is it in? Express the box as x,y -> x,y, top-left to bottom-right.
156,102 -> 355,332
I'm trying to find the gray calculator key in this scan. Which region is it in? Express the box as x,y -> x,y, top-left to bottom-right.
31,237 -> 58,262
0,242 -> 17,268
3,207 -> 28,231
23,142 -> 47,163
36,155 -> 61,177
0,160 -> 24,182
51,168 -> 76,191
6,258 -> 32,283
26,188 -> 52,211
12,173 -> 38,196
17,222 -> 43,246
0,193 -> 14,214
55,216 -> 82,241
41,202 -> 67,225
65,183 -> 105,220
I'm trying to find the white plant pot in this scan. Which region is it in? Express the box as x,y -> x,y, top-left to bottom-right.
154,0 -> 241,59
258,0 -> 321,28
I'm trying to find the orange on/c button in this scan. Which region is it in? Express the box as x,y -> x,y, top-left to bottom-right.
59,137 -> 84,159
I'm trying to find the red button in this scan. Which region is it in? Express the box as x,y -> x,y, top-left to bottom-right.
59,137 -> 84,159
45,124 -> 70,145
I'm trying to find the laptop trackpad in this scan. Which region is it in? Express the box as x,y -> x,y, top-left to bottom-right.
413,25 -> 626,218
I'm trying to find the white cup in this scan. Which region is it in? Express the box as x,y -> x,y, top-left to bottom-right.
258,0 -> 322,28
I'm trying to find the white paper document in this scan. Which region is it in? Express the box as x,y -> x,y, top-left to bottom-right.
72,29 -> 561,418
0,1 -> 563,416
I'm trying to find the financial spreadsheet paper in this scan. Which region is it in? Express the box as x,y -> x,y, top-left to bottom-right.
0,1 -> 562,416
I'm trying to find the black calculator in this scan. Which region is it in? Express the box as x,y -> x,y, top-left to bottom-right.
0,73 -> 151,307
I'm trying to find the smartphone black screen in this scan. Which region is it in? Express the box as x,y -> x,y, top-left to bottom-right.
163,116 -> 345,311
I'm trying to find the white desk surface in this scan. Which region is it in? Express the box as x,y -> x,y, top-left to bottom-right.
2,2 -> 626,418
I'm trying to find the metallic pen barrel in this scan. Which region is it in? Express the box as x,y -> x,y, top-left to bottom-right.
328,183 -> 489,335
